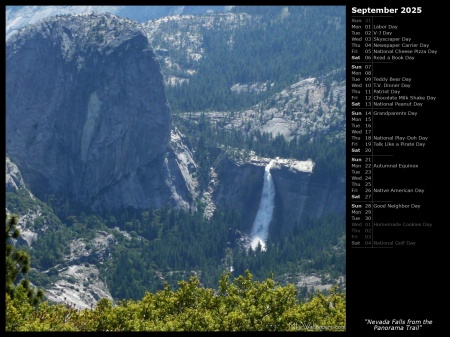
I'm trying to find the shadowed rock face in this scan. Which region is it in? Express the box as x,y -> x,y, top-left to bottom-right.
6,13 -> 192,211
213,156 -> 345,236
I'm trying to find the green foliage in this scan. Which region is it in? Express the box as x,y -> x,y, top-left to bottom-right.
6,270 -> 345,331
5,213 -> 45,306
166,6 -> 345,113
6,189 -> 62,229
102,207 -> 243,300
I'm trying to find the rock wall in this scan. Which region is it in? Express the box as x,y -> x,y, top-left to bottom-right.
6,13 -> 195,211
213,155 -> 345,236
6,156 -> 28,193
214,157 -> 265,231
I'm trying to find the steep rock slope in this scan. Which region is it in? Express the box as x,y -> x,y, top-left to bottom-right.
6,12 -> 194,211
213,155 -> 345,235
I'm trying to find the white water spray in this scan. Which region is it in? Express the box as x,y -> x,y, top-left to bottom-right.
250,160 -> 275,251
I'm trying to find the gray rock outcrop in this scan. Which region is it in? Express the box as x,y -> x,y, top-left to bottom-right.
6,12 -> 195,211
6,156 -> 28,192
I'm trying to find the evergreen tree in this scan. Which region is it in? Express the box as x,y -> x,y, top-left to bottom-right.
5,213 -> 44,306
6,270 -> 345,331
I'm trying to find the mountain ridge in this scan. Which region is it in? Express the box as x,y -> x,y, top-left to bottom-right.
6,6 -> 232,41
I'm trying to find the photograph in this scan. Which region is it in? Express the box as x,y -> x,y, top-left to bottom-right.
4,3 -> 441,334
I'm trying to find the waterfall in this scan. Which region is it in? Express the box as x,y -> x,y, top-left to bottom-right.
250,160 -> 275,251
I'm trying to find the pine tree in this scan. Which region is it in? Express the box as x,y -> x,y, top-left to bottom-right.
5,212 -> 44,306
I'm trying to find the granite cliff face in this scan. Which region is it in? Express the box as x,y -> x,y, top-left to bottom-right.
6,13 -> 195,211
6,156 -> 29,193
213,155 -> 345,236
